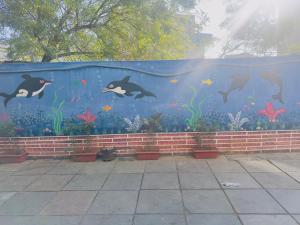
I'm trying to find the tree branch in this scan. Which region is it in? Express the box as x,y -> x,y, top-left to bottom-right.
56,51 -> 95,58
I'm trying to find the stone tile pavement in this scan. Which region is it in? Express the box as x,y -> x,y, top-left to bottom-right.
0,153 -> 300,224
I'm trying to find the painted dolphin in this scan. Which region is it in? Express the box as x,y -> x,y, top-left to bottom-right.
103,76 -> 156,99
260,72 -> 284,104
219,74 -> 250,103
0,74 -> 52,107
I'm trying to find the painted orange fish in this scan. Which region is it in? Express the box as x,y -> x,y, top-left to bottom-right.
170,79 -> 178,84
102,105 -> 112,112
81,80 -> 87,86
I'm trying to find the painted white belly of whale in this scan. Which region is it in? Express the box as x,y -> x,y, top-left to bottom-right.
16,89 -> 28,97
16,83 -> 49,97
111,87 -> 126,95
32,85 -> 46,96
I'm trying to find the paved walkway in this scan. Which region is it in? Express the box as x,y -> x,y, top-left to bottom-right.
0,153 -> 300,225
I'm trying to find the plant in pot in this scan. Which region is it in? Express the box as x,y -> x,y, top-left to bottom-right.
99,147 -> 117,161
69,110 -> 98,162
0,120 -> 27,163
192,132 -> 219,159
136,113 -> 162,160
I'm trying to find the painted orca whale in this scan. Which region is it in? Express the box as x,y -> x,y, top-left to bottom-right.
103,76 -> 156,99
0,74 -> 52,107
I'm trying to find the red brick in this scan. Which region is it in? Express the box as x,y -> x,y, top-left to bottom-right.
216,139 -> 233,144
247,138 -> 262,142
158,140 -> 186,145
159,133 -> 187,136
128,133 -> 148,138
246,134 -> 262,138
112,138 -> 128,143
216,143 -> 231,148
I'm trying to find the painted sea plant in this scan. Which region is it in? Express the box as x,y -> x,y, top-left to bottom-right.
77,109 -> 97,124
51,92 -> 64,135
228,111 -> 249,131
124,115 -> 144,133
182,87 -> 205,131
258,102 -> 286,123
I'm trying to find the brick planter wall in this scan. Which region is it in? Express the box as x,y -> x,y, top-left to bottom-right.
0,130 -> 299,158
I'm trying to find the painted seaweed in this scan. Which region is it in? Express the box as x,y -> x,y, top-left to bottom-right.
51,92 -> 64,135
182,87 -> 205,131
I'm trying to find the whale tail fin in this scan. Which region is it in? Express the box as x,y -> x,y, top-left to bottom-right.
0,92 -> 13,107
272,92 -> 284,104
135,90 -> 156,99
219,91 -> 228,103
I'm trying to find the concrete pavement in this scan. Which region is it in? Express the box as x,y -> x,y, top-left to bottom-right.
0,153 -> 300,225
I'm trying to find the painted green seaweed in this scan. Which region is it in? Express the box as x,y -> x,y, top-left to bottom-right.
51,92 -> 64,135
182,87 -> 205,131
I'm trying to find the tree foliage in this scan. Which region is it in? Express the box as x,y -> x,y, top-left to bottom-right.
221,0 -> 300,56
0,0 -> 207,61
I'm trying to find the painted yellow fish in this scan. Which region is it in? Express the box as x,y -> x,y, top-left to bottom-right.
102,105 -> 112,112
170,79 -> 178,84
201,79 -> 213,86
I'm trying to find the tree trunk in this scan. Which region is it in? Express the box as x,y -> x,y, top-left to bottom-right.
41,54 -> 53,62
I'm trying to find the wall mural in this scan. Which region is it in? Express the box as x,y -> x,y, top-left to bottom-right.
0,56 -> 299,137
0,74 -> 52,107
103,76 -> 157,99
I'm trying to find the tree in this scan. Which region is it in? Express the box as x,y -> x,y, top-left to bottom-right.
220,0 -> 300,56
0,0 -> 208,62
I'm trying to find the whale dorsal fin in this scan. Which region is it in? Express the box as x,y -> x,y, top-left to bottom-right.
22,74 -> 32,80
121,76 -> 130,83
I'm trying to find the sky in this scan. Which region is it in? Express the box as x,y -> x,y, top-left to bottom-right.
196,0 -> 296,58
197,0 -> 227,58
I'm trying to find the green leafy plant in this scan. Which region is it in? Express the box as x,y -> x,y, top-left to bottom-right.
192,133 -> 216,151
63,119 -> 95,136
51,92 -> 64,135
142,113 -> 163,133
0,121 -> 16,137
0,120 -> 25,155
182,87 -> 205,131
140,113 -> 163,152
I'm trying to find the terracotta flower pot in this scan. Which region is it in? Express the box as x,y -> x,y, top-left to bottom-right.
193,150 -> 219,159
136,152 -> 160,160
71,152 -> 97,162
0,152 -> 27,164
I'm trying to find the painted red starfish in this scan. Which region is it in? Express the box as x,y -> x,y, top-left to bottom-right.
258,103 -> 286,123
0,113 -> 10,122
77,110 -> 96,124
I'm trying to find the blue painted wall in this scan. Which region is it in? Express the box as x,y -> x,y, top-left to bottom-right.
0,56 -> 299,136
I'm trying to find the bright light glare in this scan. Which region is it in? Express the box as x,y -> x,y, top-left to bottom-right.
199,0 -> 298,58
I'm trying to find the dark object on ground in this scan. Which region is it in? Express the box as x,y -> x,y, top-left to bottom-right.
100,147 -> 117,161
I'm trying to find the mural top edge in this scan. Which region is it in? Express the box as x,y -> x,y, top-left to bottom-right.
1,55 -> 300,74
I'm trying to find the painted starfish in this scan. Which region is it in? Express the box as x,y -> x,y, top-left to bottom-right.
0,113 -> 9,122
77,110 -> 96,124
258,102 -> 286,123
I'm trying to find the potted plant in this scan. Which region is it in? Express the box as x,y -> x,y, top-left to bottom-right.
63,110 -> 98,162
0,121 -> 27,163
70,133 -> 98,162
99,147 -> 117,161
136,113 -> 162,160
192,133 -> 219,159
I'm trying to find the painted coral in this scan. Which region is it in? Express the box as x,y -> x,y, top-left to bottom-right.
228,111 -> 249,131
0,113 -> 10,122
124,115 -> 145,132
258,103 -> 286,123
77,110 -> 96,124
